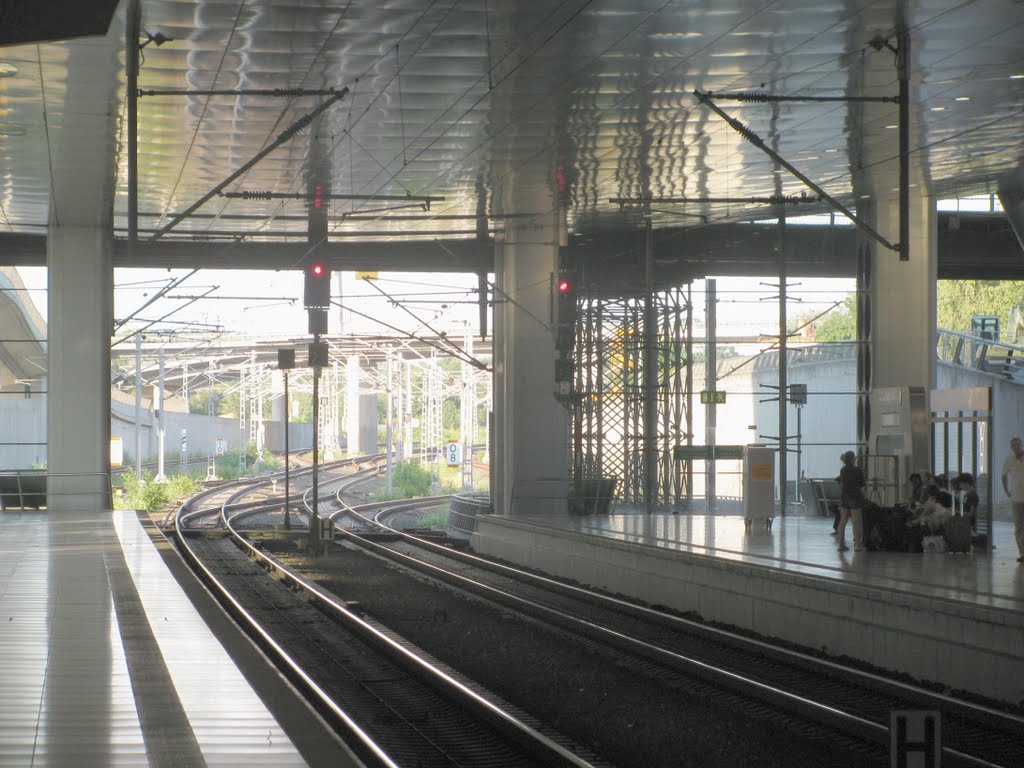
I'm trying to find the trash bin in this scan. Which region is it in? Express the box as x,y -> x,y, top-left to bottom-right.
570,475 -> 618,514
595,476 -> 617,515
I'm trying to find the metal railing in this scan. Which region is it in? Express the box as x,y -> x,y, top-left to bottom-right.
448,492 -> 491,535
859,454 -> 900,507
937,329 -> 1024,381
0,471 -> 112,509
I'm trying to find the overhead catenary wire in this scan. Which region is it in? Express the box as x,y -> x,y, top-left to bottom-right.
357,276 -> 488,369
119,0 -> 1015,342
333,298 -> 491,372
114,269 -> 199,332
112,287 -> 219,348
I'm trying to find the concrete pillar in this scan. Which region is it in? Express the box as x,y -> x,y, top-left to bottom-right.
270,371 -> 286,454
849,18 -> 936,467
493,194 -> 569,516
345,356 -> 360,453
43,14 -> 120,511
863,196 -> 937,391
358,393 -> 378,454
47,226 -> 113,511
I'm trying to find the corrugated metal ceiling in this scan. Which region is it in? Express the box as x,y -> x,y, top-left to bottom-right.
0,0 -> 1021,243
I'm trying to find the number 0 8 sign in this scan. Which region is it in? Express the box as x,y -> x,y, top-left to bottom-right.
444,441 -> 462,467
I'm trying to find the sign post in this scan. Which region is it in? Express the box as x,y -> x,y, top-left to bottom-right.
890,711 -> 941,767
278,348 -> 295,531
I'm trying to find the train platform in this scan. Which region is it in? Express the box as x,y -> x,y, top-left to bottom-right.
0,509 -> 355,767
471,508 -> 1024,705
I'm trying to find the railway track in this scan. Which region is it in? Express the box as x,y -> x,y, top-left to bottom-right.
172,456 -> 600,767
167,462 -> 1024,767
320,498 -> 1024,768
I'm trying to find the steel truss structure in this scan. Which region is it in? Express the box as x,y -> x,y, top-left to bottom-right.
571,286 -> 694,508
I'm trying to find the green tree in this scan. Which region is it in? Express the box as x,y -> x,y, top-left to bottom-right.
189,387 -> 239,417
937,280 -> 1024,337
812,296 -> 857,343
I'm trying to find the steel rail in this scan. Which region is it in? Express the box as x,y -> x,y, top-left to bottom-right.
216,509 -> 600,767
335,499 -> 1023,768
173,496 -> 401,768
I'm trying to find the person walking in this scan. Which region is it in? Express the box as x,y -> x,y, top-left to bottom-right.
836,450 -> 867,552
1000,436 -> 1024,563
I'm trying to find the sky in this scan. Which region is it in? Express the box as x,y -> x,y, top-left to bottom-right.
16,266 -> 488,342
14,265 -> 855,351
11,195 -> 989,344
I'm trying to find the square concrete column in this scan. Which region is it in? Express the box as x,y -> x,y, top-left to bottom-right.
847,20 -> 936,465
493,209 -> 570,516
863,195 -> 938,391
47,226 -> 113,511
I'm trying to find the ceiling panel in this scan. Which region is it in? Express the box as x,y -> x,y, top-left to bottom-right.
0,0 -> 1020,245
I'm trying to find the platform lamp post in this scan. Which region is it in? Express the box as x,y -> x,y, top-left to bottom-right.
277,349 -> 296,530
789,383 -> 807,511
308,335 -> 328,553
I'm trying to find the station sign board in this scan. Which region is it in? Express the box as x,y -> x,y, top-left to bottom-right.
444,441 -> 461,466
700,390 -> 726,405
672,444 -> 744,461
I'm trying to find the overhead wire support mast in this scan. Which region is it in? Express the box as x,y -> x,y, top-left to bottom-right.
693,90 -> 902,255
148,88 -> 349,241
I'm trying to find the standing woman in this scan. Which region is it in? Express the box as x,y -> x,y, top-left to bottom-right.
837,450 -> 867,552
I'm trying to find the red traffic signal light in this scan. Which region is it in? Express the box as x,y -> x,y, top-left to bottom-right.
303,262 -> 331,308
555,271 -> 576,352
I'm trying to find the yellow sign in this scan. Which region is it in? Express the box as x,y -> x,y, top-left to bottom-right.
750,463 -> 772,481
110,437 -> 124,467
356,271 -> 378,281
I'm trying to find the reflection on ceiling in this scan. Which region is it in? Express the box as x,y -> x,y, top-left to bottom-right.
0,0 -> 1020,247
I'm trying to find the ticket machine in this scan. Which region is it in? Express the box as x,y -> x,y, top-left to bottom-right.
742,444 -> 776,530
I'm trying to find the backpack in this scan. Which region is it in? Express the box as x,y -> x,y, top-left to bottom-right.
944,515 -> 972,553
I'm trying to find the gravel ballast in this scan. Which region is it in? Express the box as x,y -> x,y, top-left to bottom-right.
267,538 -> 866,768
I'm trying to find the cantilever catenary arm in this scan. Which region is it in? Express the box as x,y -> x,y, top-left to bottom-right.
149,88 -> 349,241
693,90 -> 901,255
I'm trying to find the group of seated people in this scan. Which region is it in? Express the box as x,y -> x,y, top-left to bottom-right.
902,472 -> 978,552
831,471 -> 978,553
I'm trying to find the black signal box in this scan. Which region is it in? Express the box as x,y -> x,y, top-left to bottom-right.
308,341 -> 329,368
303,262 -> 331,308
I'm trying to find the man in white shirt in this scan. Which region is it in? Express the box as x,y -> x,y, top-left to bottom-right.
1000,436 -> 1024,563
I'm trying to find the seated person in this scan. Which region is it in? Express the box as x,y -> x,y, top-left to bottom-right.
910,487 -> 952,534
937,488 -> 954,509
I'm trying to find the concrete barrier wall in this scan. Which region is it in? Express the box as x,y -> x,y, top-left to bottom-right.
0,395 -> 47,468
473,516 -> 1024,705
5,346 -> 1023,480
